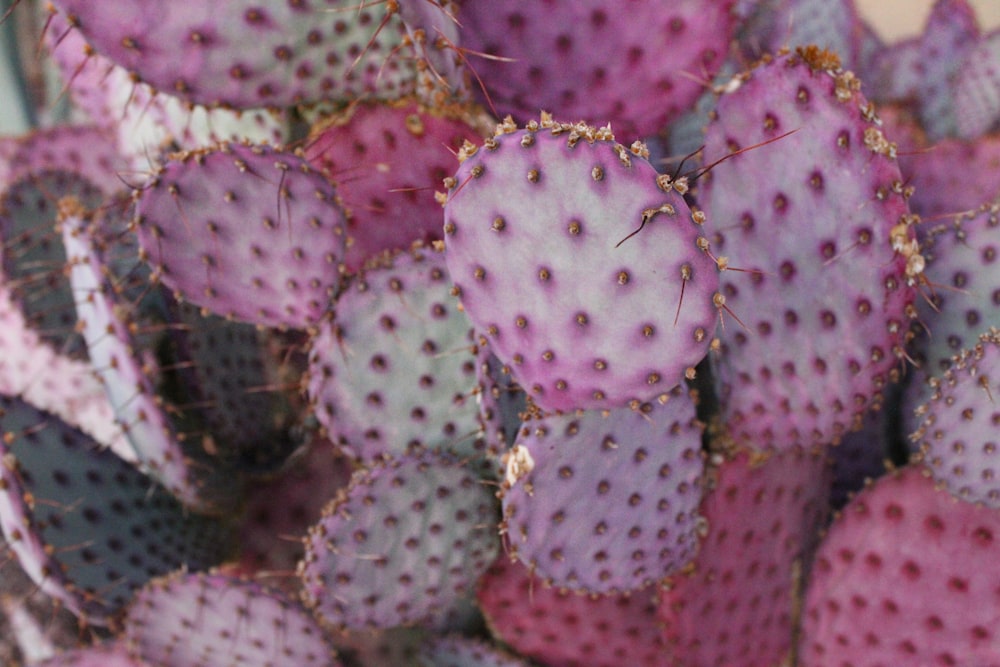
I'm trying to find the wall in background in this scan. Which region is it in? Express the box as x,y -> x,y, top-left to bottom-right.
857,0 -> 1000,41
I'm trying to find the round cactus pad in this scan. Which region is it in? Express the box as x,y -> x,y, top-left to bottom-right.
443,115 -> 719,412
125,571 -> 338,667
299,452 -> 500,630
133,142 -> 346,329
500,388 -> 705,593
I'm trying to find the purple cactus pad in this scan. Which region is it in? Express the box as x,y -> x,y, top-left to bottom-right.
499,386 -> 705,593
132,141 -> 347,329
443,115 -> 719,412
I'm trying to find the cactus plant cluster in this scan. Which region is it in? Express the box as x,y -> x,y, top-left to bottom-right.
1,0 -> 1000,665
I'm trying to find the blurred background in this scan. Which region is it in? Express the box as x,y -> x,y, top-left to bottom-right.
859,0 -> 1000,40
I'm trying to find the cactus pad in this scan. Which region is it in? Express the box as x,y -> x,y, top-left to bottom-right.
133,141 -> 347,329
307,247 -> 481,464
125,571 -> 338,666
703,48 -> 919,451
800,465 -> 1000,666
0,394 -> 233,624
443,115 -> 719,412
50,0 -> 416,109
299,452 -> 500,631
500,387 -> 705,593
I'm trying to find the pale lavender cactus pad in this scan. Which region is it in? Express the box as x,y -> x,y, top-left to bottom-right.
306,246 -> 482,464
299,451 -> 500,631
443,115 -> 719,412
499,386 -> 705,594
30,643 -> 148,667
911,329 -> 1000,507
702,48 -> 919,451
124,571 -> 339,667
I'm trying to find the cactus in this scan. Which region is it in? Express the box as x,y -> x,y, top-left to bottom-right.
498,386 -> 705,593
4,0 -> 1000,665
124,570 -> 339,666
800,465 -> 1000,665
442,114 -> 719,412
306,246 -> 482,464
702,47 -> 919,452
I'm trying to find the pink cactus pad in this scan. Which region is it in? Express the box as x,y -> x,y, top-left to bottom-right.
953,28 -> 1000,139
901,135 -> 1000,220
458,0 -> 736,137
658,445 -> 831,667
63,200 -> 243,512
305,100 -> 484,272
800,465 -> 1000,666
50,0 -> 417,109
477,557 -> 668,667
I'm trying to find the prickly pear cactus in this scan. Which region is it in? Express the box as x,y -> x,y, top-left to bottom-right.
0,394 -> 233,624
132,141 -> 347,329
702,47 -> 920,452
4,0 -> 1000,664
124,571 -> 339,667
443,114 -> 719,412
299,451 -> 500,631
306,246 -> 482,465
800,465 -> 1000,666
499,387 -> 705,593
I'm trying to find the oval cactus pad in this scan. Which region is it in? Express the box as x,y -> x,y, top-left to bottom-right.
443,115 -> 719,412
125,571 -> 338,667
0,395 -> 233,624
299,451 -> 500,631
51,0 -> 416,109
307,247 -> 481,464
133,142 -> 346,329
658,446 -> 831,667
500,387 -> 705,593
702,48 -> 919,451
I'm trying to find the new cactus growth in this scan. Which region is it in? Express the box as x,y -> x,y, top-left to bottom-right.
3,0 -> 1000,665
